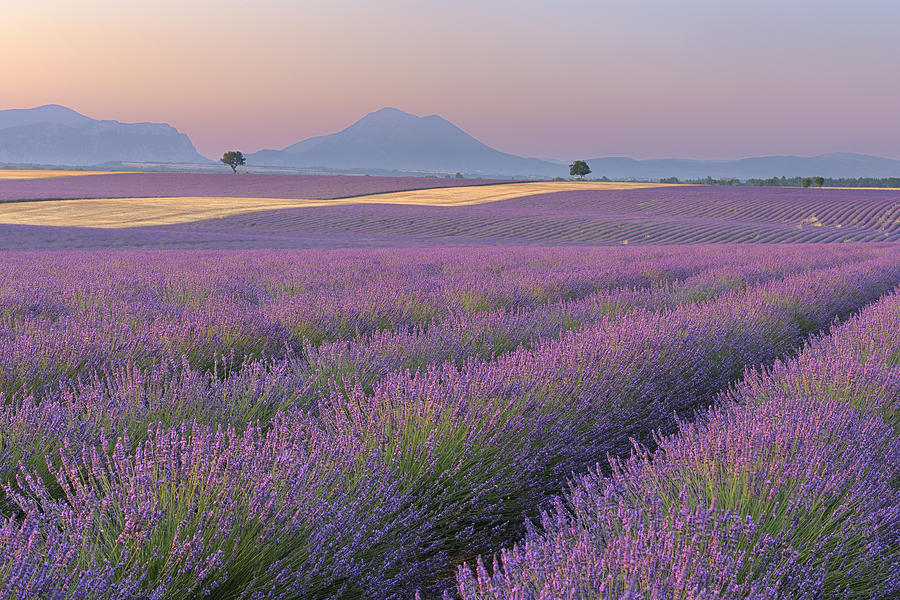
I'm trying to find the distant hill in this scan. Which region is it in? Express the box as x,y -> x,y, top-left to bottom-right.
583,153 -> 900,180
2,104 -> 899,179
248,107 -> 900,179
247,107 -> 561,177
0,104 -> 210,166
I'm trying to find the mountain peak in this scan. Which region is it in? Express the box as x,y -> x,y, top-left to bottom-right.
372,106 -> 411,115
0,104 -> 92,130
357,107 -> 420,123
260,106 -> 554,175
357,108 -> 456,128
33,103 -> 83,114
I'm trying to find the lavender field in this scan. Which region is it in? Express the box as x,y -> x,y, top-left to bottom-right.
1,242 -> 899,599
2,185 -> 900,249
164,186 -> 900,245
0,173 -> 508,202
456,278 -> 900,599
8,0 -> 900,596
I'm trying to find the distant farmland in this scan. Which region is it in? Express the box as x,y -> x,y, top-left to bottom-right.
0,179 -> 667,228
0,172 -> 510,200
156,185 -> 900,245
0,183 -> 898,249
0,169 -> 123,180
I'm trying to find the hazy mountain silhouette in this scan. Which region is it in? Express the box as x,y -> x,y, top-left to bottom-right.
0,104 -> 94,130
2,105 -> 899,178
248,107 -> 560,176
0,105 -> 209,166
248,107 -> 900,179
584,153 -> 900,179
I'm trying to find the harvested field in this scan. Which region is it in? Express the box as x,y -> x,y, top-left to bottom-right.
0,169 -> 122,180
0,181 -> 673,228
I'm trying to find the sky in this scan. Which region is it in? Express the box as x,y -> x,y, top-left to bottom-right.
2,0 -> 899,160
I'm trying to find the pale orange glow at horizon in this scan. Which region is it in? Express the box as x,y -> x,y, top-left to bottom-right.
3,0 -> 900,161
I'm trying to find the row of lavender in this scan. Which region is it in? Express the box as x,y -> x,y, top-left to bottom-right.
454,283 -> 900,599
330,257 -> 900,596
0,246 -> 726,396
0,246 -> 884,399
0,247 -> 883,493
2,250 -> 899,598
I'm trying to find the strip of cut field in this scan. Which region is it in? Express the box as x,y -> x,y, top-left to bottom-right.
0,181 -> 673,228
0,169 -> 123,180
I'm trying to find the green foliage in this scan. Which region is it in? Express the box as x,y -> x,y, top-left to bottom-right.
220,150 -> 246,174
801,177 -> 812,188
569,160 -> 591,179
814,176 -> 825,187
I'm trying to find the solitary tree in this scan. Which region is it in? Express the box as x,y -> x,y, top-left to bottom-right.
569,160 -> 591,180
813,176 -> 825,187
801,177 -> 812,188
221,151 -> 246,174
455,172 -> 464,179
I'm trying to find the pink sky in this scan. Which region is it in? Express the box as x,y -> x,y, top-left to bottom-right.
3,0 -> 899,160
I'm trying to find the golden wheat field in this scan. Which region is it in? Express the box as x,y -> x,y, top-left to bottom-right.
0,180 -> 675,228
0,170 -> 124,180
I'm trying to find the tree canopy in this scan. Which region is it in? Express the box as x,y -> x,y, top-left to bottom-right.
221,151 -> 246,174
569,160 -> 591,179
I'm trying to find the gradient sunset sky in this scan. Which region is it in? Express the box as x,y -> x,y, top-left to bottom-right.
3,0 -> 899,160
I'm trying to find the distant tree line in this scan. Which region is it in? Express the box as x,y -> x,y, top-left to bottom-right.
664,176 -> 900,188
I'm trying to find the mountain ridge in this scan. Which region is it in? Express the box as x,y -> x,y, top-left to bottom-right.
247,107 -> 561,177
582,152 -> 900,179
249,107 -> 900,178
2,104 -> 899,178
0,105 -> 210,166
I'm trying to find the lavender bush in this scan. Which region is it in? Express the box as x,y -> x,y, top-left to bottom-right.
0,244 -> 899,598
1,245 -> 870,398
1,249 -> 898,597
454,289 -> 900,599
